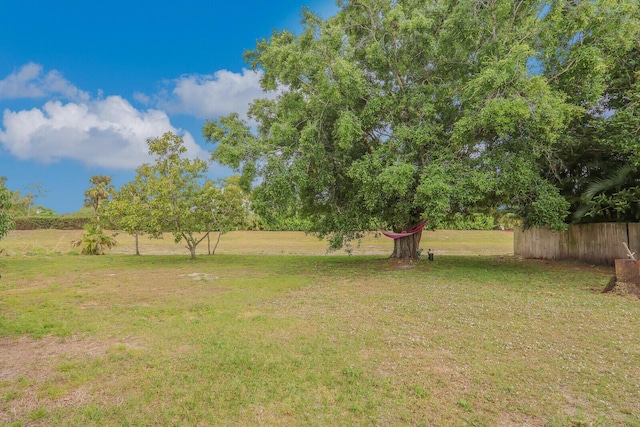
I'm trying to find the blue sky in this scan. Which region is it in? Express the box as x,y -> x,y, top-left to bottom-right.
0,0 -> 337,214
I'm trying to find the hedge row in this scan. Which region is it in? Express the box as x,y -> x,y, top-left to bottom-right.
14,217 -> 91,230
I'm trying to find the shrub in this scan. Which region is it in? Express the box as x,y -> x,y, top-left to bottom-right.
71,225 -> 117,255
441,213 -> 495,230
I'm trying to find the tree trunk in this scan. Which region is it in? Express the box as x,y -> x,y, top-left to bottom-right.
135,233 -> 140,255
612,259 -> 640,295
188,245 -> 197,259
390,230 -> 422,260
212,231 -> 222,255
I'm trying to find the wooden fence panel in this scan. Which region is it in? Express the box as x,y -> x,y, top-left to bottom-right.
514,223 -> 638,265
628,223 -> 640,256
514,227 -> 564,260
568,223 -> 628,265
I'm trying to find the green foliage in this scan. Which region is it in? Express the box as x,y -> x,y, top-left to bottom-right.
441,213 -> 495,231
108,132 -> 248,259
573,166 -> 640,223
63,207 -> 94,218
100,181 -> 149,246
493,211 -> 521,230
0,180 -> 15,240
515,180 -> 571,230
31,206 -> 57,217
540,18 -> 640,224
8,190 -> 34,217
3,181 -> 50,218
254,214 -> 312,232
70,224 -> 117,255
204,175 -> 248,235
0,178 -> 56,238
205,0 -> 638,252
128,132 -> 210,258
84,175 -> 114,218
583,188 -> 640,222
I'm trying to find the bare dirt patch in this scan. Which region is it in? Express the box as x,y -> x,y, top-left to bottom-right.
0,336 -> 111,381
0,335 -> 142,423
497,411 -> 547,427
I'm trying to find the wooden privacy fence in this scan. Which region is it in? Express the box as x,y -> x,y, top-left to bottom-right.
514,222 -> 640,266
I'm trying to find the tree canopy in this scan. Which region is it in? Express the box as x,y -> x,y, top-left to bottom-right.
204,0 -> 639,259
543,33 -> 640,223
84,175 -> 115,219
100,180 -> 150,255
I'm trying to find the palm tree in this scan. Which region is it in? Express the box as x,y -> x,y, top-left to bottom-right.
573,165 -> 640,223
71,224 -> 117,255
84,175 -> 115,220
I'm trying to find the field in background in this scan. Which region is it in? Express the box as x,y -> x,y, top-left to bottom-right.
1,230 -> 637,426
0,229 -> 514,257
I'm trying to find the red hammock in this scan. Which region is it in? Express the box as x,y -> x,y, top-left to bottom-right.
379,222 -> 427,240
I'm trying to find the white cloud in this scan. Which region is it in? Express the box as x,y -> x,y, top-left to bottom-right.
133,91 -> 151,105
154,69 -> 275,120
0,63 -> 90,102
0,63 -> 272,170
0,96 -> 205,169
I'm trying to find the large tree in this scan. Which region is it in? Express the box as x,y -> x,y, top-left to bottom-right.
204,0 -> 639,259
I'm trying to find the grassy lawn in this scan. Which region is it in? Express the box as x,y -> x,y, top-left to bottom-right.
1,231 -> 639,426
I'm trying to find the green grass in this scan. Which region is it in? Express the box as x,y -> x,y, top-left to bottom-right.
1,232 -> 639,426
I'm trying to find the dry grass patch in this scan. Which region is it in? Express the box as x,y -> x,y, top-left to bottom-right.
1,229 -> 514,256
0,335 -> 143,424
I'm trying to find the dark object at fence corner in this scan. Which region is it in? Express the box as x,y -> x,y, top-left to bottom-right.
427,249 -> 434,261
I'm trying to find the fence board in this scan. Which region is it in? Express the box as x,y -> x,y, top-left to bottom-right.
628,223 -> 640,257
514,227 -> 563,260
514,223 -> 638,265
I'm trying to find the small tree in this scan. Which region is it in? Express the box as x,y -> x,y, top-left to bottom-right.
128,132 -> 221,259
101,182 -> 150,255
71,224 -> 117,255
9,183 -> 49,217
